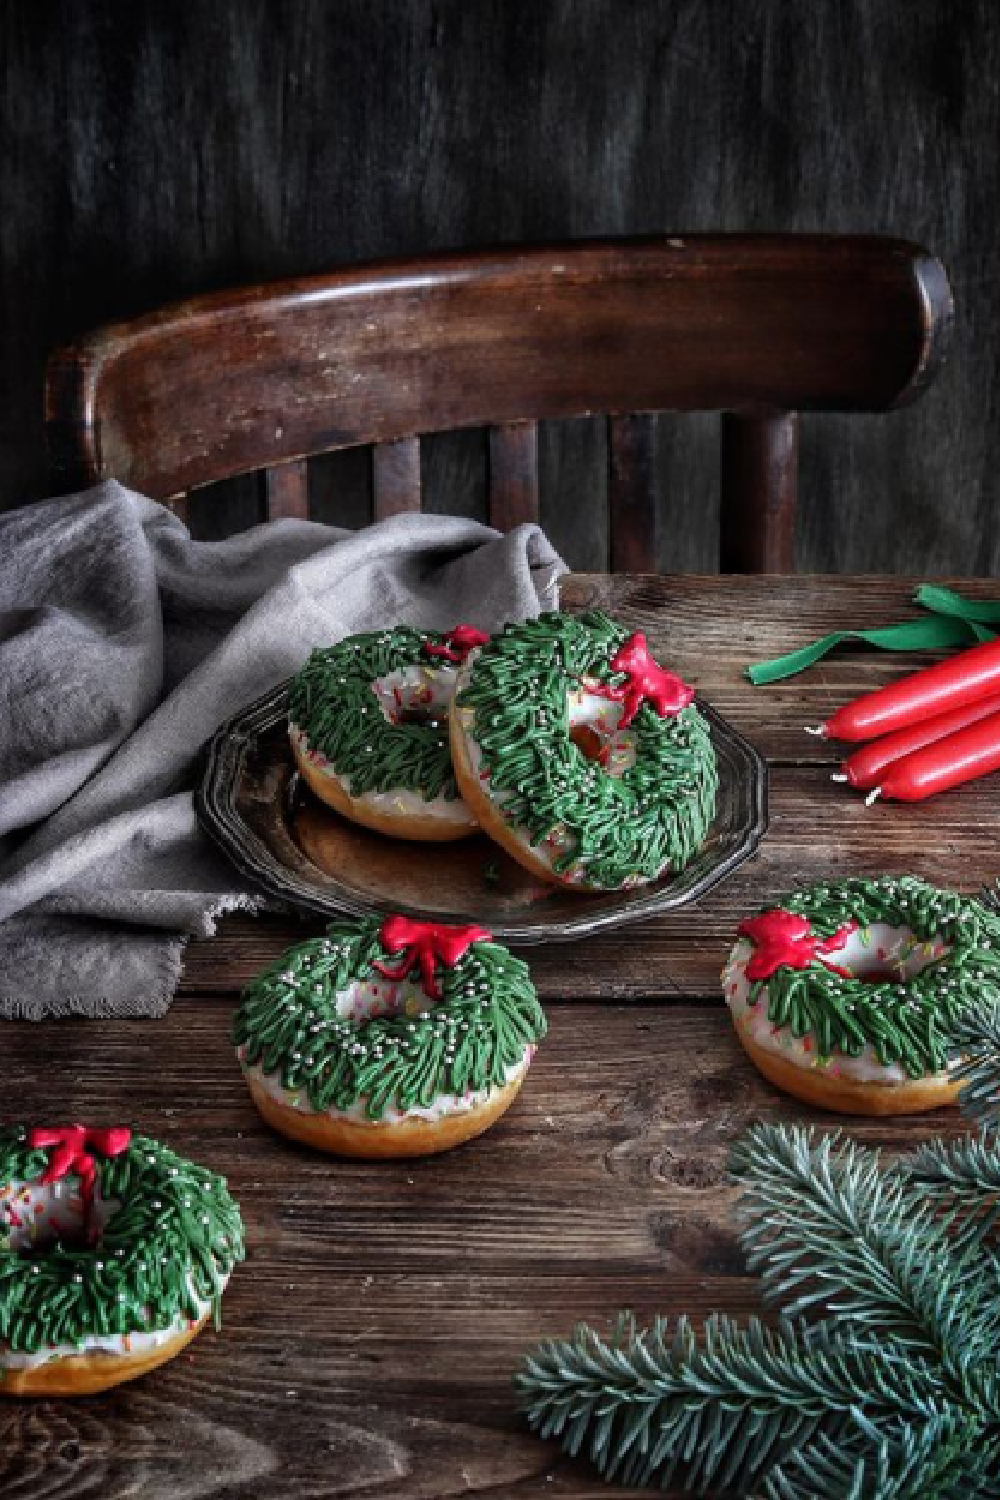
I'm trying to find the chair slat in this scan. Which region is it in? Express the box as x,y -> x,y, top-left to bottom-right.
488,422 -> 540,530
372,438 -> 421,519
720,413 -> 799,572
264,460 -> 310,520
609,415 -> 659,572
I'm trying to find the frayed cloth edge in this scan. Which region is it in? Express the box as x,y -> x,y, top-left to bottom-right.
0,893 -> 271,1020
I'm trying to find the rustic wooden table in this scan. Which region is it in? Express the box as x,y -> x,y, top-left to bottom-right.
5,575 -> 996,1498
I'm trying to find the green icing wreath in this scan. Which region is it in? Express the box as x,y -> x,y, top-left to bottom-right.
288,626 -> 466,802
233,918 -> 547,1121
741,876 -> 1000,1078
456,611 -> 718,888
0,1129 -> 243,1359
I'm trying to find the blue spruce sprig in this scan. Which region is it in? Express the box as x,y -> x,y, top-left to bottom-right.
517,1004 -> 1000,1495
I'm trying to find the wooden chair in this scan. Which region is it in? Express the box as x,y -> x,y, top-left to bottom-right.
44,235 -> 952,572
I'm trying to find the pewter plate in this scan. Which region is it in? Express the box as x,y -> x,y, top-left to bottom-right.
196,681 -> 768,942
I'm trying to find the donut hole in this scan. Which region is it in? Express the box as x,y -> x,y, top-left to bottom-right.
394,705 -> 445,730
569,723 -> 610,766
372,665 -> 456,733
835,923 -> 949,984
338,974 -> 438,1025
2,1180 -> 116,1256
566,688 -> 636,779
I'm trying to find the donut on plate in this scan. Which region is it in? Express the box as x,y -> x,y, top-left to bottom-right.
722,875 -> 1000,1115
288,625 -> 488,841
234,914 -> 547,1158
0,1125 -> 243,1395
449,611 -> 718,891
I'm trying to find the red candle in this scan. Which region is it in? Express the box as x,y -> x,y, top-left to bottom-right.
834,695 -> 1000,790
809,636 -> 1000,742
868,707 -> 1000,802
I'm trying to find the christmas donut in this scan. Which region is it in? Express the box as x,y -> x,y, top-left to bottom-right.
288,624 -> 488,841
449,611 -> 718,890
722,876 -> 1000,1115
0,1125 -> 243,1396
234,914 -> 547,1158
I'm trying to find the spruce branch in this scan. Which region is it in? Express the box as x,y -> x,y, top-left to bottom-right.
896,1132 -> 1000,1259
731,1123 -> 999,1386
950,999 -> 1000,1130
517,1313 -> 949,1493
762,1410 -> 996,1500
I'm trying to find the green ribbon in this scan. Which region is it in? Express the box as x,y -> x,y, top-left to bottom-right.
747,586 -> 1000,685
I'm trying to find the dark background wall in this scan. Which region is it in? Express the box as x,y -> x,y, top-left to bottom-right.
2,0 -> 997,572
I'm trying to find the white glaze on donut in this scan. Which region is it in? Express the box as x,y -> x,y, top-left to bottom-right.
454,652 -> 644,884
237,967 -> 535,1124
722,923 -> 952,1085
0,1177 -> 224,1370
291,659 -> 475,827
241,1050 -> 534,1125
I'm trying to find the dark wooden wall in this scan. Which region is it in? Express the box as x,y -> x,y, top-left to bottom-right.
2,0 -> 998,573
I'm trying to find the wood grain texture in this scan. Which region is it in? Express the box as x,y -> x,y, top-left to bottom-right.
183,572 -> 1000,998
184,754 -> 1000,1000
43,235 -> 945,574
608,416 -> 660,571
0,1002 -> 969,1498
372,438 -> 422,519
488,422 -> 540,531
5,0 -> 994,569
5,574 -> 995,1493
263,459 -> 309,521
720,413 -> 799,573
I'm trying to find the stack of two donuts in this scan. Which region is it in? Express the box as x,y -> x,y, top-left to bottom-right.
289,611 -> 719,893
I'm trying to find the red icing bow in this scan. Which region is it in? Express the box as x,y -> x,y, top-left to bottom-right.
423,625 -> 489,664
737,910 -> 857,983
27,1125 -> 132,1240
374,915 -> 492,999
592,632 -> 695,729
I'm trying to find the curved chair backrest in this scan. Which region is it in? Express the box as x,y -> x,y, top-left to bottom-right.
45,235 -> 952,570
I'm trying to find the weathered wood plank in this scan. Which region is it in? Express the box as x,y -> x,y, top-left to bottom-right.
560,572 -> 1000,761
0,1003 -> 967,1498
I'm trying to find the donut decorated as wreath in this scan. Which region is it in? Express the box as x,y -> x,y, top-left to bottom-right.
723,875 -> 1000,1115
288,624 -> 489,841
0,1125 -> 243,1396
449,610 -> 718,890
234,914 -> 547,1157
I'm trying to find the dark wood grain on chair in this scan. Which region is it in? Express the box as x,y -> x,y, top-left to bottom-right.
608,415 -> 660,572
372,437 -> 422,519
720,413 -> 800,573
45,236 -> 952,570
263,459 -> 309,521
487,422 -> 540,530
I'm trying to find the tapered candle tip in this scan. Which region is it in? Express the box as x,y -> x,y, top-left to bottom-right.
865,787 -> 882,806
804,724 -> 827,737
830,773 -> 848,783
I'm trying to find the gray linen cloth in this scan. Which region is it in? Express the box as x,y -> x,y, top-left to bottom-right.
0,482 -> 565,1018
